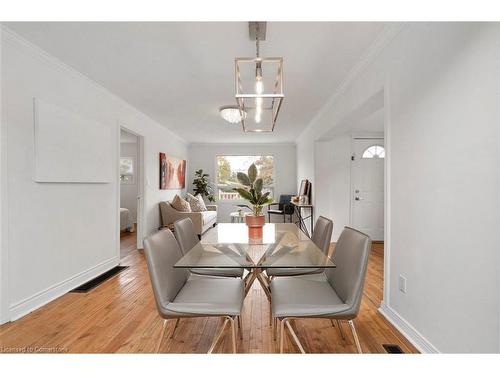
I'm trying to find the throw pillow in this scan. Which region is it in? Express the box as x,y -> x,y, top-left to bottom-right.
196,194 -> 208,211
187,193 -> 207,212
171,194 -> 191,212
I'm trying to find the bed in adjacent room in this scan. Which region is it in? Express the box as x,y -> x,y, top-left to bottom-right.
120,208 -> 134,232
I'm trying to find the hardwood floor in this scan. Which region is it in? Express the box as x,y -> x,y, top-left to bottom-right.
0,234 -> 417,354
120,229 -> 137,259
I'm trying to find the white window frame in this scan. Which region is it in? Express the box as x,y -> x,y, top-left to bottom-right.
215,155 -> 275,202
120,156 -> 136,184
361,144 -> 385,159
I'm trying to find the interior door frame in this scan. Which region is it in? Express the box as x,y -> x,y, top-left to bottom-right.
117,125 -> 146,257
382,84 -> 391,311
349,134 -> 385,231
0,34 -> 9,323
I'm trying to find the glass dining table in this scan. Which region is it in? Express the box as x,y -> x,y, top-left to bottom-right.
174,223 -> 336,299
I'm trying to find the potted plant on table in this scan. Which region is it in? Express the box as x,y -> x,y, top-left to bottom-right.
233,163 -> 274,228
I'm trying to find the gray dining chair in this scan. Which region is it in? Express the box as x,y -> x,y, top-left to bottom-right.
143,229 -> 244,353
174,218 -> 244,278
266,216 -> 333,278
270,226 -> 371,353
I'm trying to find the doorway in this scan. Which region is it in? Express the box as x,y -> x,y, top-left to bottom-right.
350,137 -> 385,241
316,89 -> 388,308
119,128 -> 143,259
350,136 -> 385,307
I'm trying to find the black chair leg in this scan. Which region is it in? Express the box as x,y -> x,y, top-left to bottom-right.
268,213 -> 271,223
283,214 -> 285,223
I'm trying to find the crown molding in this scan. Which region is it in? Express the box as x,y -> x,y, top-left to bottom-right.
296,22 -> 406,142
0,25 -> 188,145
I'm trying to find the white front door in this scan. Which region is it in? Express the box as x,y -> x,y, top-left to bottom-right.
350,138 -> 385,241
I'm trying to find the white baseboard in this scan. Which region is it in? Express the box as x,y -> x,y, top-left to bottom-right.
9,257 -> 119,321
379,303 -> 439,353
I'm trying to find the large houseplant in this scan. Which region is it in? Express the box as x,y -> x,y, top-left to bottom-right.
233,163 -> 273,228
192,169 -> 215,202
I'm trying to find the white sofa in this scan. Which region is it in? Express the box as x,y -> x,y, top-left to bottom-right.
159,201 -> 217,237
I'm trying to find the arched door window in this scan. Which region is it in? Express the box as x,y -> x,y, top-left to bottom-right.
362,145 -> 385,159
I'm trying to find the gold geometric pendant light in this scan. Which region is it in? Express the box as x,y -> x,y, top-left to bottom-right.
235,22 -> 284,132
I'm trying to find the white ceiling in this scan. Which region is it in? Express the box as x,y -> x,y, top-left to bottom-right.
6,22 -> 388,143
348,108 -> 384,135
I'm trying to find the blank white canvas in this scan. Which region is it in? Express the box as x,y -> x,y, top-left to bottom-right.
34,98 -> 112,183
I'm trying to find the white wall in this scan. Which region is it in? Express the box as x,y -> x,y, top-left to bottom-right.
187,143 -> 297,223
314,135 -> 352,241
0,27 -> 188,321
296,23 -> 500,352
120,141 -> 139,222
0,26 -> 7,324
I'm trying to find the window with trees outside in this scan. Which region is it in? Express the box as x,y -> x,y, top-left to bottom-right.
216,155 -> 274,201
120,157 -> 135,184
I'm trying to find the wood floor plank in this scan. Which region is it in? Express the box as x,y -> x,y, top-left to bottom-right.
0,232 -> 418,354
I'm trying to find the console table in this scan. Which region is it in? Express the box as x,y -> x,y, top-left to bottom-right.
291,202 -> 314,237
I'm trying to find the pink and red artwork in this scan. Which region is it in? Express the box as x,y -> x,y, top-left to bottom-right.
159,153 -> 186,190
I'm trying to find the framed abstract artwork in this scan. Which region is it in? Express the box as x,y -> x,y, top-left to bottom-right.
159,153 -> 186,190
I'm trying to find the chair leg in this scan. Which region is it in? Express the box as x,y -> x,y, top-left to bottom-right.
283,214 -> 285,223
230,317 -> 237,353
268,213 -> 271,223
237,315 -> 243,340
279,318 -> 285,353
348,320 -> 362,354
170,318 -> 180,339
273,317 -> 278,341
284,319 -> 305,354
337,319 -> 346,340
208,317 -> 229,354
156,319 -> 168,353
269,295 -> 273,326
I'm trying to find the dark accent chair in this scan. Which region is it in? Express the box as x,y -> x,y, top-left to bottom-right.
267,195 -> 294,223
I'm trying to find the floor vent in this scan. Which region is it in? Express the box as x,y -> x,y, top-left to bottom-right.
383,344 -> 404,354
70,266 -> 129,293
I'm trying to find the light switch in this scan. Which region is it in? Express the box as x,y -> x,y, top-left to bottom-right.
399,275 -> 407,293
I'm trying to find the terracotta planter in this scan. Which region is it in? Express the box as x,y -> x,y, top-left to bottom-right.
248,226 -> 263,241
245,214 -> 265,228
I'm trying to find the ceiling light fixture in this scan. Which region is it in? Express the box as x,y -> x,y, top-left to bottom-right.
235,22 -> 284,132
219,105 -> 247,124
